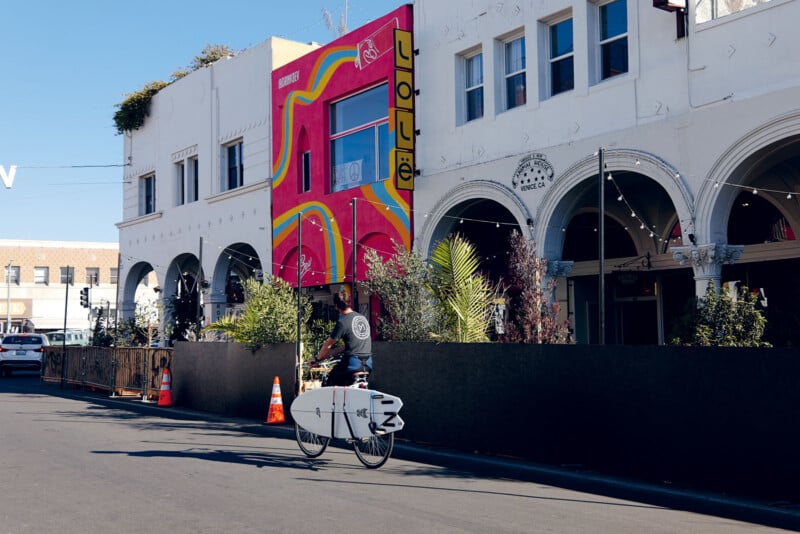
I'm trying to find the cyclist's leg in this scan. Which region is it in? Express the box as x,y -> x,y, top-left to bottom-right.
325,359 -> 351,386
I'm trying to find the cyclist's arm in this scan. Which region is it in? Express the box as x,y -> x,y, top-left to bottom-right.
314,337 -> 337,363
314,337 -> 346,363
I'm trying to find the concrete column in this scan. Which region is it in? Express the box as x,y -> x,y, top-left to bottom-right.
671,244 -> 744,298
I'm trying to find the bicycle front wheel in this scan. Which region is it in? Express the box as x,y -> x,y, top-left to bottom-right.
353,432 -> 394,469
295,423 -> 330,458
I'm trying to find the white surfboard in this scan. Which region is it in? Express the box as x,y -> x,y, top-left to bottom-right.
291,387 -> 404,439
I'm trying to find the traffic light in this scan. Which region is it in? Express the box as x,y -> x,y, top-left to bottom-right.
79,287 -> 90,308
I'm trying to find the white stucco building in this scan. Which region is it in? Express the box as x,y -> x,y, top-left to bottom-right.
411,0 -> 800,345
117,38 -> 317,341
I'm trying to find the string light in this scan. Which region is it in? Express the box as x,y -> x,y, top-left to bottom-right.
123,176 -> 682,285
705,177 -> 796,198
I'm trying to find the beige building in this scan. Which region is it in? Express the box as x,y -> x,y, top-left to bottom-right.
0,239 -> 120,332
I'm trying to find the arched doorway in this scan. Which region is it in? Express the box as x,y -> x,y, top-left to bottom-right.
710,143 -> 800,347
212,243 -> 262,306
164,253 -> 202,343
548,167 -> 690,345
429,199 -> 519,283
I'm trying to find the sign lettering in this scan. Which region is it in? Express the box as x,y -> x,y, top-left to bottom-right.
277,70 -> 300,89
0,165 -> 17,189
394,29 -> 413,70
395,109 -> 414,151
394,70 -> 414,111
395,150 -> 415,191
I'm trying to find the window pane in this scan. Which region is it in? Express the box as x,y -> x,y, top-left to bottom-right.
34,267 -> 48,284
60,267 -> 74,285
189,158 -> 200,202
505,72 -> 526,108
227,143 -> 242,189
142,175 -> 156,214
331,128 -> 377,192
331,84 -> 388,134
601,38 -> 628,79
302,151 -> 311,192
467,87 -> 483,121
550,19 -> 573,58
177,162 -> 185,205
5,267 -> 19,284
378,123 -> 390,180
465,54 -> 483,88
505,38 -> 525,74
551,56 -> 574,95
601,0 -> 627,41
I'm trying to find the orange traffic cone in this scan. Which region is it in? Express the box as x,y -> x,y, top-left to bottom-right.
265,376 -> 285,424
157,368 -> 173,407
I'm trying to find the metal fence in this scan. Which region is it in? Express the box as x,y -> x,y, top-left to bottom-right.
42,346 -> 173,400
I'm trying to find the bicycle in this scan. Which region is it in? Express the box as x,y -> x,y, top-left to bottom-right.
294,358 -> 398,469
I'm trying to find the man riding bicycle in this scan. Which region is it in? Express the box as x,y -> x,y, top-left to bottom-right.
310,290 -> 372,386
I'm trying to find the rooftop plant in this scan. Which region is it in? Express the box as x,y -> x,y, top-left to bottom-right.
112,44 -> 236,134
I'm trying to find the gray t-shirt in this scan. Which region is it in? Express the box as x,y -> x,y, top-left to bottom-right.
330,311 -> 371,356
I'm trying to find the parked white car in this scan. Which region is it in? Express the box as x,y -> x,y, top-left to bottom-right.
0,333 -> 49,376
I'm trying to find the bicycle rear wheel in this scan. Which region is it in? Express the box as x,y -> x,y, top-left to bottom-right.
353,432 -> 394,469
295,423 -> 330,458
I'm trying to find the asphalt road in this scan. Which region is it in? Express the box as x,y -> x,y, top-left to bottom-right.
0,374 -> 797,533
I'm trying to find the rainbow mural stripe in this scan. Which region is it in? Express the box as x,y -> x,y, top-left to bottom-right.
360,179 -> 411,249
273,201 -> 345,284
272,46 -> 357,190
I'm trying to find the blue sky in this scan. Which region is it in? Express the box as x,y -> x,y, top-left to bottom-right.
1,0 -> 407,243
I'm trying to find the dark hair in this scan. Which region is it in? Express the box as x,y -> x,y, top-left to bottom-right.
333,290 -> 350,311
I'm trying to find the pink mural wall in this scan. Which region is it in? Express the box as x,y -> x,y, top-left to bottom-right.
271,5 -> 414,289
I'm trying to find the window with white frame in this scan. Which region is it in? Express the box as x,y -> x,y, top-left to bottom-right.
504,36 -> 526,110
465,52 -> 484,121
139,173 -> 156,215
175,157 -> 198,204
86,267 -> 99,286
549,16 -> 574,96
330,84 -> 389,193
176,161 -> 185,206
597,0 -> 628,81
4,265 -> 19,285
34,266 -> 49,285
224,140 -> 244,191
110,268 -> 118,285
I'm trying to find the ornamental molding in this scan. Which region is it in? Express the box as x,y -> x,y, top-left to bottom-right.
547,260 -> 574,278
671,244 -> 744,275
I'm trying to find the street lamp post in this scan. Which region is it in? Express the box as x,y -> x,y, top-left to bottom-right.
5,259 -> 13,335
598,148 -> 606,345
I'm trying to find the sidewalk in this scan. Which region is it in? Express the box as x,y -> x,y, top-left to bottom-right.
43,382 -> 800,532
